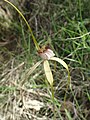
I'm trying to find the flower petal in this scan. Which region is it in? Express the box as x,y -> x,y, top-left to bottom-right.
47,49 -> 55,57
39,53 -> 48,59
38,48 -> 55,60
44,60 -> 53,85
50,57 -> 69,72
50,57 -> 71,88
20,60 -> 43,85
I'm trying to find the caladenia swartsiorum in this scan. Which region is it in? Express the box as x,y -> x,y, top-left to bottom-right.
20,44 -> 71,104
4,0 -> 71,103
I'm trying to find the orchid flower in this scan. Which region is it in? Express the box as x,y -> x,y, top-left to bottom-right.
24,45 -> 70,87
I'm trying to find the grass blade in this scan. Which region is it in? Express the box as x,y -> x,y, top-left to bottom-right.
65,109 -> 73,120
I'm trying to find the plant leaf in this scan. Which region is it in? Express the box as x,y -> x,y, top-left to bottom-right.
44,60 -> 53,86
50,57 -> 69,72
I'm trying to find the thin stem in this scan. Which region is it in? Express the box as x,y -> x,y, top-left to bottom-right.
4,0 -> 40,50
51,84 -> 56,119
64,71 -> 71,105
51,84 -> 54,102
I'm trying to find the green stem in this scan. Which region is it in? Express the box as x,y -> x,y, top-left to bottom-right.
4,0 -> 40,50
51,84 -> 56,119
64,71 -> 71,105
51,84 -> 54,103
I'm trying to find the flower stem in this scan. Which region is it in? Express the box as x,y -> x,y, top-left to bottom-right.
4,0 -> 40,50
64,71 -> 71,105
51,84 -> 56,119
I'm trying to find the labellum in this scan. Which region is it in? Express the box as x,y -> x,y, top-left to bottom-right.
38,45 -> 55,60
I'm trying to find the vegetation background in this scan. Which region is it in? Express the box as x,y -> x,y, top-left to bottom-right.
0,0 -> 90,120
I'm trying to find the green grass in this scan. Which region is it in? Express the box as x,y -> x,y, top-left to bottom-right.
0,0 -> 90,120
